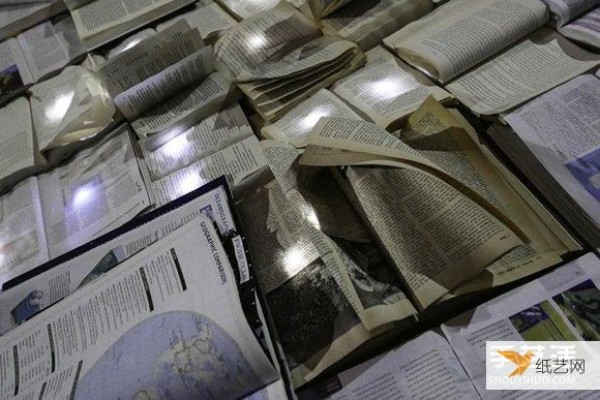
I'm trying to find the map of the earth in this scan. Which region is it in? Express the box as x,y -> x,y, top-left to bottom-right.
75,311 -> 260,399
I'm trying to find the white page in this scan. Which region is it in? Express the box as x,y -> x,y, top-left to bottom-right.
332,46 -> 451,128
442,252 -> 600,399
505,74 -> 600,227
262,88 -> 362,147
0,183 -> 238,335
0,98 -> 35,184
320,331 -> 481,399
0,177 -> 49,288
0,218 -> 279,399
38,125 -> 151,259
446,28 -> 600,115
152,136 -> 268,206
142,103 -> 254,180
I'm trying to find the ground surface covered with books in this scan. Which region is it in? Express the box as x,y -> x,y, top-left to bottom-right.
0,0 -> 599,399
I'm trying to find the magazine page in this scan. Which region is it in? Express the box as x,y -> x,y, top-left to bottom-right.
0,218 -> 279,399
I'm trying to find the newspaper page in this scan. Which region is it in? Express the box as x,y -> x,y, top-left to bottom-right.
383,0 -> 548,83
96,21 -> 201,96
0,177 -> 49,288
114,45 -> 215,120
299,331 -> 481,400
29,66 -> 116,152
262,88 -> 362,147
38,125 -> 151,258
156,1 -> 237,43
214,2 -> 320,78
131,71 -> 235,144
560,7 -> 600,49
17,17 -> 85,82
0,98 -> 37,188
0,182 -> 238,335
505,74 -> 600,229
321,0 -> 432,51
540,0 -> 600,27
151,136 -> 268,206
332,46 -> 452,130
70,0 -> 195,49
215,0 -> 280,19
442,252 -> 600,399
446,28 -> 600,115
0,218 -> 279,399
0,38 -> 33,104
300,116 -> 524,308
142,103 -> 253,181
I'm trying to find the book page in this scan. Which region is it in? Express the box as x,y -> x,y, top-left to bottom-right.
0,218 -> 279,399
300,117 -> 524,308
446,28 -> 600,115
307,0 -> 353,19
383,0 -> 548,82
96,21 -> 201,96
540,0 -> 600,26
142,103 -> 253,181
0,1 -> 65,40
114,45 -> 214,120
215,0 -> 280,19
0,182 -> 238,335
156,1 -> 237,42
321,0 -> 432,51
332,46 -> 452,129
104,28 -> 156,60
300,331 -> 481,399
131,71 -> 235,143
0,38 -> 33,104
70,0 -> 194,45
29,66 -> 116,152
17,17 -> 85,82
0,178 -> 48,288
505,74 -> 600,228
442,253 -> 600,399
151,136 -> 268,206
214,2 -> 320,78
262,88 -> 362,147
38,125 -> 151,259
0,98 -> 36,186
237,175 -> 410,387
559,7 -> 600,49
403,100 -> 572,297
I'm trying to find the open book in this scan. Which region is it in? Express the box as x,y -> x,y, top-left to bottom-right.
96,21 -> 237,149
320,0 -> 432,51
383,0 -> 600,115
237,140 -> 416,387
300,98 -> 580,311
0,215 -> 280,399
297,252 -> 600,399
67,0 -> 196,49
215,0 -> 281,19
489,74 -> 600,248
0,124 -> 152,287
541,0 -> 600,49
331,46 -> 453,131
0,16 -> 86,106
215,2 -> 366,122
